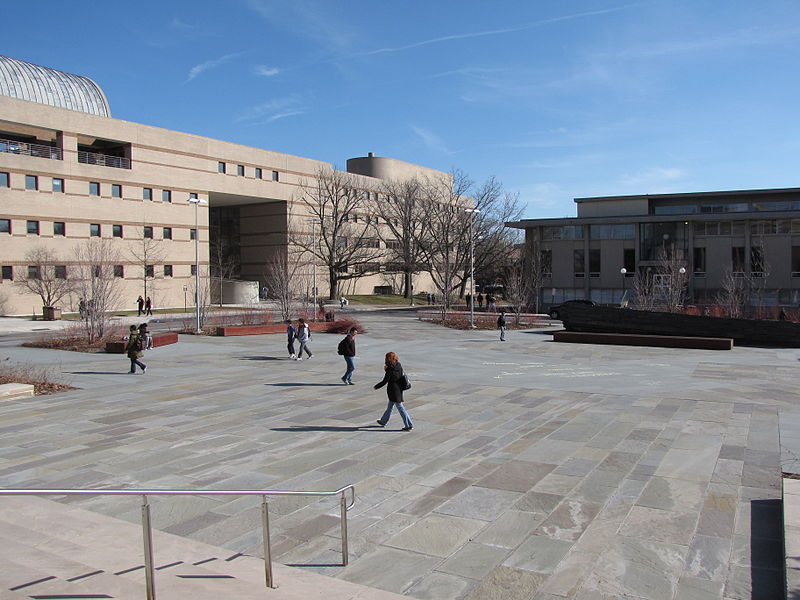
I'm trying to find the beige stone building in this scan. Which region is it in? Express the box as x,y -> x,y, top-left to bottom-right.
0,56 -> 444,316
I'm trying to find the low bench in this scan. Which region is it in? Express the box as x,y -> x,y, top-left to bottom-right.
105,332 -> 179,353
553,331 -> 733,350
0,383 -> 35,400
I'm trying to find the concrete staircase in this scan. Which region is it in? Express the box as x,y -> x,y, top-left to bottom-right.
0,496 -> 406,599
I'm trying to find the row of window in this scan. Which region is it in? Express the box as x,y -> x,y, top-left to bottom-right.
652,200 -> 800,215
1,172 -> 200,204
0,264 -> 198,281
218,162 -> 279,181
0,219 -> 196,240
543,220 -> 800,242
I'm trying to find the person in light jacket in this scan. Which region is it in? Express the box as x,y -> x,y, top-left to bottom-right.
295,318 -> 313,360
374,352 -> 413,431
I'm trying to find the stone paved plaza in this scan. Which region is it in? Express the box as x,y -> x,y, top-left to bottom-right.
0,308 -> 797,599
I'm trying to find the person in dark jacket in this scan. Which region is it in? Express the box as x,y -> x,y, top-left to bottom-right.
125,325 -> 147,374
497,309 -> 507,341
340,327 -> 357,385
286,321 -> 297,359
374,351 -> 413,431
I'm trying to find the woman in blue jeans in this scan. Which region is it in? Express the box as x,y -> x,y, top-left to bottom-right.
374,351 -> 413,431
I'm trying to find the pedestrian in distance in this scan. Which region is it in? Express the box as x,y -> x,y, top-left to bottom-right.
374,351 -> 413,431
295,318 -> 313,360
338,327 -> 357,384
139,322 -> 154,350
137,295 -> 144,316
125,325 -> 147,374
286,320 -> 297,359
466,293 -> 472,310
477,293 -> 484,309
498,309 -> 507,341
145,296 -> 153,316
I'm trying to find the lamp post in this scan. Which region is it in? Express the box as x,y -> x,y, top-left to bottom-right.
465,208 -> 480,329
306,218 -> 320,322
188,197 -> 206,334
620,268 -> 627,305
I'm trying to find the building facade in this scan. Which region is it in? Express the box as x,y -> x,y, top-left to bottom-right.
0,56 -> 444,316
510,188 -> 800,310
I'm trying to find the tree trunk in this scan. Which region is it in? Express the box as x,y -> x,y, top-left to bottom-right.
404,271 -> 413,299
328,267 -> 338,300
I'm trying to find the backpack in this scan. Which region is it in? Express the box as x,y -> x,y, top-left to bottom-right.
337,337 -> 348,355
131,333 -> 143,352
497,314 -> 506,327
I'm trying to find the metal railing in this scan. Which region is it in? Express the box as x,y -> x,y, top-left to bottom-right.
0,485 -> 356,599
0,138 -> 62,160
77,150 -> 131,169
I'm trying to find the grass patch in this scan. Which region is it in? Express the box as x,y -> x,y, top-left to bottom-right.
0,359 -> 76,395
343,294 -> 422,306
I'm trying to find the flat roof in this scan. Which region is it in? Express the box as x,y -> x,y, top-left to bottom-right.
574,186 -> 800,203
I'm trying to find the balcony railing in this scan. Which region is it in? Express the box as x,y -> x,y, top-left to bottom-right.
78,150 -> 131,169
0,138 -> 62,160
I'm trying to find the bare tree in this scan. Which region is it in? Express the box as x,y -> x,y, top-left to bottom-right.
72,239 -> 124,342
186,266 -> 212,331
374,177 -> 429,299
15,246 -> 76,311
265,249 -> 304,321
716,269 -> 747,318
503,241 -> 539,323
131,225 -> 166,304
209,233 -> 238,307
293,166 -> 383,299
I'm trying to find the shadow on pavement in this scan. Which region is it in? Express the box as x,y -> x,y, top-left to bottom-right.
69,371 -> 134,375
272,425 -> 391,432
269,383 -> 343,387
238,356 -> 287,361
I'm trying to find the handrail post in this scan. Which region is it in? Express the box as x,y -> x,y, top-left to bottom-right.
141,494 -> 156,600
261,495 -> 275,589
340,492 -> 349,566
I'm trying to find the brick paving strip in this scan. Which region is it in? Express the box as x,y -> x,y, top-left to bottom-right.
0,308 -> 794,599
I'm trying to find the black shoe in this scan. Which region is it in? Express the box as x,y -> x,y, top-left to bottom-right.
402,426 -> 413,431
376,420 -> 385,427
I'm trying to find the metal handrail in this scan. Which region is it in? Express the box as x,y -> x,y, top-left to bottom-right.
0,137 -> 62,160
77,150 -> 131,169
0,486 -> 356,598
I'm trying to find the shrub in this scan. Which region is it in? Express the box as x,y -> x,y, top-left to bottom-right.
0,358 -> 76,395
325,317 -> 366,334
23,322 -> 125,352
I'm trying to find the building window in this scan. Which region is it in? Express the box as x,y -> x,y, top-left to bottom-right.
143,226 -> 153,239
164,265 -> 173,277
54,222 -> 65,236
143,187 -> 153,200
0,172 -> 8,187
544,226 -> 583,241
145,265 -> 154,278
113,224 -> 123,238
573,249 -> 585,277
540,249 -> 552,277
693,247 -> 706,277
589,249 -> 601,277
589,224 -> 635,240
52,178 -> 64,193
1,266 -> 12,280
25,175 -> 38,190
190,228 -> 197,240
751,246 -> 765,277
732,246 -> 745,275
189,192 -> 198,200
237,165 -> 245,176
191,264 -> 197,276
255,168 -> 262,179
90,223 -> 101,237
27,220 -> 39,235
218,161 -> 226,173
162,189 -> 172,203
54,265 -> 67,279
623,248 -> 636,274
0,219 -> 9,234
112,184 -> 122,198
90,181 -> 100,196
163,227 -> 172,240
27,266 -> 40,279
114,265 -> 124,278
272,170 -> 279,181
792,247 -> 800,278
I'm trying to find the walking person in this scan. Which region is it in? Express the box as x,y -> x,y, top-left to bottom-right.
498,309 -> 507,341
374,352 -> 413,431
338,327 -> 357,384
295,318 -> 313,360
477,293 -> 484,309
139,322 -> 154,350
125,325 -> 147,374
145,296 -> 153,316
137,295 -> 144,316
286,321 -> 297,359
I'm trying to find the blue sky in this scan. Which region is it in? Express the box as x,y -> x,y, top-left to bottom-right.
6,1 -> 800,218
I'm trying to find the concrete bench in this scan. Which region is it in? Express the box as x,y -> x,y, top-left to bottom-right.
553,331 -> 733,350
0,383 -> 35,400
105,332 -> 179,353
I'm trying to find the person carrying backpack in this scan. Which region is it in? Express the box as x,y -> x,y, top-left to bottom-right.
125,324 -> 147,374
294,318 -> 313,360
338,327 -> 357,384
497,310 -> 507,342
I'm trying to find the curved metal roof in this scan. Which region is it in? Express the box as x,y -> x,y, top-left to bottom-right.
0,55 -> 110,117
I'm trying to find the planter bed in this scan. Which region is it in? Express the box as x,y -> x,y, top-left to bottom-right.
216,323 -> 328,336
105,332 -> 179,354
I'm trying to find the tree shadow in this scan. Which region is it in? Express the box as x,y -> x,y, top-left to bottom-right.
272,425 -> 392,432
284,562 -> 343,568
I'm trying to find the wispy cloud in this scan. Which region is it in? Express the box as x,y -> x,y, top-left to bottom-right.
186,52 -> 243,82
246,0 -> 353,49
254,65 -> 280,77
410,125 -> 451,155
236,96 -> 306,124
350,4 -> 638,59
620,167 -> 686,189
